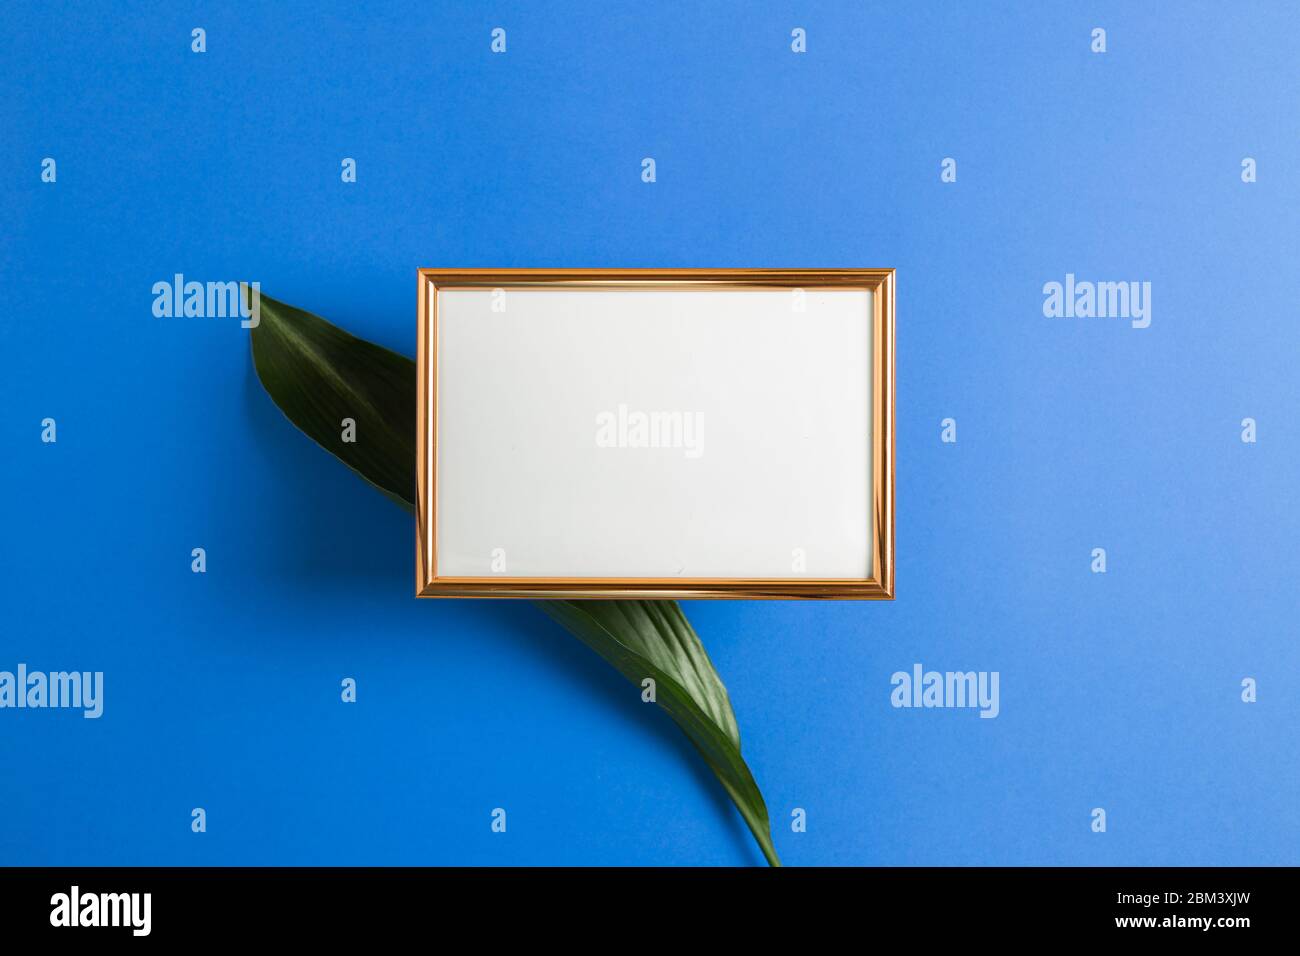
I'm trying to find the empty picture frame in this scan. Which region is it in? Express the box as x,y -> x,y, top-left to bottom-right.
417,268 -> 895,599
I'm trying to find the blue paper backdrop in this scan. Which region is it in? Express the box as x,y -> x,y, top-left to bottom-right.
2,1 -> 1297,865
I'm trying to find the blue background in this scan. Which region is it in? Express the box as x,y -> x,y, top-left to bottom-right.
3,1 -> 1297,866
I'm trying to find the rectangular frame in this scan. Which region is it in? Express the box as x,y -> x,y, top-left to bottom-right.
417,268 -> 895,599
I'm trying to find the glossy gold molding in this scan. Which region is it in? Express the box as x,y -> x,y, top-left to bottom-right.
417,269 -> 895,600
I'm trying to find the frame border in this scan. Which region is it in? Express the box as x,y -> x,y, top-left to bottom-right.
417,268 -> 895,599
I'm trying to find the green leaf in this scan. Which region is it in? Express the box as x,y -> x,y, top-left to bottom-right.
536,600 -> 779,866
249,290 -> 416,513
249,290 -> 780,866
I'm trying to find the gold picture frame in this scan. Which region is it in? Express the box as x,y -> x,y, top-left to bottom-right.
417,268 -> 895,600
